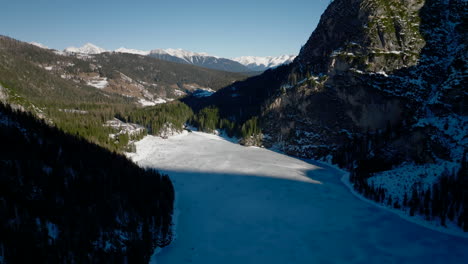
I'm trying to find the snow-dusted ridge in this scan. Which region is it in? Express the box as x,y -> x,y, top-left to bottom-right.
39,40 -> 293,71
114,47 -> 150,56
233,55 -> 296,71
149,48 -> 217,63
64,43 -> 107,54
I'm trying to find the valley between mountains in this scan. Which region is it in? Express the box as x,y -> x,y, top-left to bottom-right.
0,0 -> 467,263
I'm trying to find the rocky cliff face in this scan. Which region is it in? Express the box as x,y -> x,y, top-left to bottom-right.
298,0 -> 425,74
190,0 -> 467,229
254,0 -> 467,231
261,0 -> 466,164
198,0 -> 466,165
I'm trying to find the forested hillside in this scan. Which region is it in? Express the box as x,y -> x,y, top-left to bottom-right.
0,35 -> 247,106
0,103 -> 175,262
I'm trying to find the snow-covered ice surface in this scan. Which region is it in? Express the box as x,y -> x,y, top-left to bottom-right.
129,131 -> 468,264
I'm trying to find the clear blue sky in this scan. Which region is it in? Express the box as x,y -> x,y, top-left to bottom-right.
1,0 -> 330,58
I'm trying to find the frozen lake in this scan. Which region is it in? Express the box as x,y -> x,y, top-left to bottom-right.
129,131 -> 468,264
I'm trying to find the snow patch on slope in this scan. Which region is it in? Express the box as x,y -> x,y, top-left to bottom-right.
139,98 -> 167,106
86,77 -> 108,89
368,161 -> 460,202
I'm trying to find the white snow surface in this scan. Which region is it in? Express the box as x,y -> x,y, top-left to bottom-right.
233,55 -> 296,71
64,43 -> 107,54
128,131 -> 468,264
114,47 -> 150,56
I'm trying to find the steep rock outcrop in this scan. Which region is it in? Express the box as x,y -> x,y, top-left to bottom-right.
261,0 -> 466,164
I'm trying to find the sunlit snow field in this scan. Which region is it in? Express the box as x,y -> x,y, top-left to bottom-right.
128,131 -> 468,264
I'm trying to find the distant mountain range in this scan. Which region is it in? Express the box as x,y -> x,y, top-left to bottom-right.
0,36 -> 247,108
147,48 -> 250,72
232,55 -> 296,71
64,43 -> 107,54
48,43 -> 296,72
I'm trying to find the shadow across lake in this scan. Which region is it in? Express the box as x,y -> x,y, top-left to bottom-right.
146,167 -> 468,264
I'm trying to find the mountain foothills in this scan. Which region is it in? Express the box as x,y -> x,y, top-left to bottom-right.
185,0 -> 468,230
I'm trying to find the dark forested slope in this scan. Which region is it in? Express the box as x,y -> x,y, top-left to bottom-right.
0,103 -> 174,263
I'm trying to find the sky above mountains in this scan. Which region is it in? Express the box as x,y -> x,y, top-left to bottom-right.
1,0 -> 330,58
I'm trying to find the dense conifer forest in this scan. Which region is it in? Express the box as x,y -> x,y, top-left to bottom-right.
0,103 -> 175,263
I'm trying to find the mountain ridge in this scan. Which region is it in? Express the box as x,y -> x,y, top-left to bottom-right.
60,43 -> 294,72
233,55 -> 296,71
64,43 -> 107,54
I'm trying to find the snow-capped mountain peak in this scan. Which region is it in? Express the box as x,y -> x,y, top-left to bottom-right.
148,48 -> 251,72
114,47 -> 150,56
233,55 -> 296,71
64,43 -> 107,54
149,48 -> 216,63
